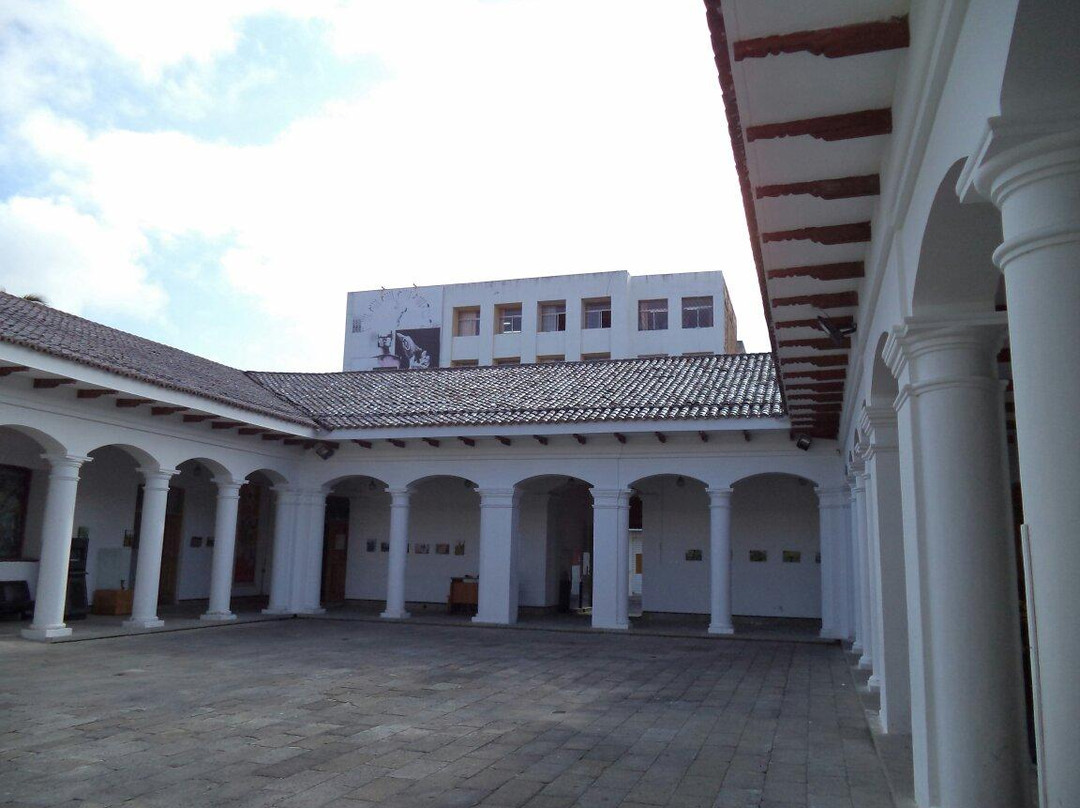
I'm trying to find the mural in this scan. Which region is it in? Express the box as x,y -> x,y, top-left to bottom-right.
352,287 -> 443,371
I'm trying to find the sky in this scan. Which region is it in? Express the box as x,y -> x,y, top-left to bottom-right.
0,0 -> 766,372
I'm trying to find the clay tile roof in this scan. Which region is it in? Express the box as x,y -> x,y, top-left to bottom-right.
248,354 -> 785,431
0,293 -> 313,425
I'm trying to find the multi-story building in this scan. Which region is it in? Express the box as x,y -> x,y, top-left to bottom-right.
342,270 -> 739,371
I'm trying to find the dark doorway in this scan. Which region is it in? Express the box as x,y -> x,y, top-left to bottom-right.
322,496 -> 349,604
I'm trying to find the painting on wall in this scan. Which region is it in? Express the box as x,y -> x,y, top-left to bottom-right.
0,464 -> 30,560
415,543 -> 430,555
783,550 -> 801,563
435,543 -> 450,555
380,542 -> 389,552
684,548 -> 703,562
749,550 -> 767,563
366,540 -> 376,553
454,542 -> 466,556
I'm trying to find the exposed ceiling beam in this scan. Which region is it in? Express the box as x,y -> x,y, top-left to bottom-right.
458,437 -> 475,448
238,427 -> 266,435
787,382 -> 846,392
422,438 -> 440,448
496,436 -> 512,446
352,439 -> 372,448
772,291 -> 859,309
613,433 -> 626,444
756,174 -> 879,200
262,434 -> 286,441
76,388 -> 117,399
33,378 -> 74,389
767,262 -> 864,281
779,337 -> 851,350
733,16 -> 909,61
388,439 -> 405,448
182,414 -> 213,423
0,365 -> 29,377
782,369 -> 847,381
746,108 -> 892,142
762,222 -> 870,245
655,432 -> 667,444
151,406 -> 187,416
779,355 -> 849,367
698,431 -> 709,443
572,434 -> 586,445
776,315 -> 855,330
211,421 -> 241,429
116,398 -> 152,408
533,435 -> 548,445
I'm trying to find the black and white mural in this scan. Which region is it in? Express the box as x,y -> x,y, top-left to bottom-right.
351,287 -> 443,370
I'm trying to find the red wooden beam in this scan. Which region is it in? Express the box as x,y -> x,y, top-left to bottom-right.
33,378 -> 74,389
779,337 -> 851,350
756,174 -> 879,200
211,421 -> 241,429
0,365 -> 28,377
787,382 -> 845,392
746,109 -> 892,142
496,436 -> 512,446
182,414 -> 213,423
352,439 -> 372,448
238,427 -> 266,435
422,438 -> 440,448
283,438 -> 304,446
698,431 -> 709,443
734,16 -> 909,61
262,434 -> 286,441
767,262 -> 864,281
116,398 -> 152,408
772,291 -> 859,309
458,437 -> 475,448
151,406 -> 187,416
775,315 -> 855,330
614,433 -> 627,444
388,439 -> 405,448
655,432 -> 667,444
788,393 -> 845,403
572,434 -> 586,445
762,222 -> 870,245
780,355 -> 849,367
782,369 -> 847,381
533,435 -> 549,445
76,388 -> 117,398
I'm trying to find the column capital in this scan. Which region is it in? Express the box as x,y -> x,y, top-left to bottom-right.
386,487 -> 411,505
140,468 -> 178,489
816,486 -> 849,508
41,453 -> 91,478
213,478 -> 244,497
859,405 -> 899,455
705,487 -> 733,506
271,484 -> 303,501
592,488 -> 632,508
476,488 -> 517,507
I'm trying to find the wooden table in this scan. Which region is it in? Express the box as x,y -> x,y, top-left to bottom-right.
447,577 -> 478,614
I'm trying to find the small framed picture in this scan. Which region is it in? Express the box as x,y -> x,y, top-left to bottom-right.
380,541 -> 389,552
454,542 -> 466,556
366,540 -> 376,553
783,550 -> 801,563
122,530 -> 134,548
415,543 -> 430,555
436,543 -> 450,555
815,552 -> 821,564
190,536 -> 203,548
684,548 -> 703,561
207,536 -> 215,548
749,550 -> 767,563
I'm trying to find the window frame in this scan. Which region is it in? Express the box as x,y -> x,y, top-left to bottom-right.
681,295 -> 714,329
496,304 -> 523,335
538,301 -> 567,333
582,298 -> 612,330
637,298 -> 669,331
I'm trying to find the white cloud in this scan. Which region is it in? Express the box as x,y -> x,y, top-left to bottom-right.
1,1 -> 766,371
0,195 -> 165,317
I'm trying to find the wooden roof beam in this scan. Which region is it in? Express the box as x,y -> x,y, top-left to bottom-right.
776,315 -> 855,330
762,222 -> 870,245
772,291 -> 859,309
734,16 -> 909,61
33,378 -> 75,389
767,262 -> 864,281
76,388 -> 117,399
782,368 -> 847,381
116,398 -> 152,408
756,174 -> 879,200
747,108 -> 892,142
533,435 -> 549,445
458,437 -> 475,448
779,337 -> 851,350
422,438 -> 440,448
780,355 -> 849,368
0,365 -> 29,377
151,406 -> 187,416
352,439 -> 372,448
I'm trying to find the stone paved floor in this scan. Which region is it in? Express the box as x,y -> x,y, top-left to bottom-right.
0,620 -> 895,808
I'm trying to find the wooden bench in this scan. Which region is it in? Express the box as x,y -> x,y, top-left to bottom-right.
0,580 -> 34,620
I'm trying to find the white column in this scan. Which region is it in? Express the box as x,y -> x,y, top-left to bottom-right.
296,488 -> 328,614
885,316 -> 1029,808
23,454 -> 90,641
848,478 -> 865,654
615,489 -> 631,628
202,478 -> 242,621
978,129 -> 1080,808
381,487 -> 411,619
474,488 -> 518,625
839,482 -> 855,641
124,468 -> 177,629
852,468 -> 875,670
817,486 -> 848,639
591,488 -> 629,630
706,487 -> 734,635
263,486 -> 300,615
860,405 -> 911,734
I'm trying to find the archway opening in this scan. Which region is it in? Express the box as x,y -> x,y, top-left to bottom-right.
321,474 -> 391,610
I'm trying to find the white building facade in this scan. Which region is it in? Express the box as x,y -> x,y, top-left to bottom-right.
342,270 -> 739,371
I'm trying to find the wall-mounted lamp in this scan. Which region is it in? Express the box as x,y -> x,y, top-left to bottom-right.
795,434 -> 813,451
816,314 -> 857,346
313,443 -> 336,461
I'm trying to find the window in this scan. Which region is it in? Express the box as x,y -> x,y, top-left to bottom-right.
538,302 -> 566,332
496,304 -> 522,334
682,296 -> 714,329
638,299 -> 668,331
454,307 -> 480,337
351,318 -> 363,333
450,359 -> 478,367
494,356 -> 520,365
683,351 -> 714,357
637,353 -> 668,359
536,354 -> 564,363
581,352 -> 610,361
583,298 -> 611,329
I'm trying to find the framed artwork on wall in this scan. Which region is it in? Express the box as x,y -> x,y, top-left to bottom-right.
436,543 -> 450,555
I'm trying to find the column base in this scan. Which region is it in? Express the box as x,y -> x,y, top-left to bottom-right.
122,617 -> 164,630
21,625 -> 72,641
380,609 -> 410,620
592,620 -> 630,631
200,611 -> 237,622
852,640 -> 864,654
261,606 -> 295,616
867,673 -> 881,692
472,616 -> 516,627
708,623 -> 735,635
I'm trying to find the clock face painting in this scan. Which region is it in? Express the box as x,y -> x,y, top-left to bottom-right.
353,288 -> 443,371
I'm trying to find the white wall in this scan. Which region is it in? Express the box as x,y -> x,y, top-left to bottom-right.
731,474 -> 821,619
174,465 -> 218,601
638,478 -> 710,615
74,447 -> 140,599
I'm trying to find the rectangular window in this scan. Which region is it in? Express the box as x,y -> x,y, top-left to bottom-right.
583,298 -> 611,329
454,307 -> 480,337
450,359 -> 478,367
682,295 -> 714,329
0,464 -> 31,560
581,352 -> 611,361
351,318 -> 363,333
496,304 -> 522,334
538,302 -> 566,333
494,356 -> 520,365
536,354 -> 564,363
638,299 -> 668,331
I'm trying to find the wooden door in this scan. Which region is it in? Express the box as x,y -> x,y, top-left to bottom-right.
322,497 -> 349,604
158,488 -> 184,605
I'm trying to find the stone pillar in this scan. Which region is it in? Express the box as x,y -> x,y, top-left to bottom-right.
885,316 -> 1029,808
847,478 -> 864,654
474,488 -> 518,625
23,454 -> 90,641
860,405 -> 911,733
202,479 -> 242,621
852,467 -> 875,670
124,468 -> 177,629
381,487 -> 411,619
263,486 -> 300,615
296,488 -> 328,614
977,129 -> 1080,808
817,486 -> 848,640
591,488 -> 630,630
706,487 -> 734,635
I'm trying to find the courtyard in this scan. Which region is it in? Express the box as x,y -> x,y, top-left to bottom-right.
0,620 -> 894,808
